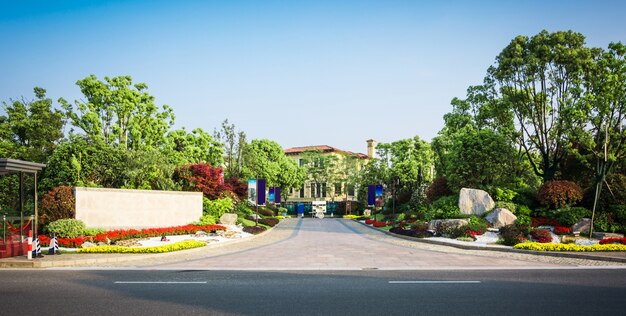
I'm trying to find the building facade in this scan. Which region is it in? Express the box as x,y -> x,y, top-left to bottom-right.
283,140 -> 376,204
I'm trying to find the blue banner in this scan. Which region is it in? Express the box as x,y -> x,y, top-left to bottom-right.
257,179 -> 266,205
376,184 -> 383,197
248,179 -> 257,205
269,187 -> 275,203
275,187 -> 281,204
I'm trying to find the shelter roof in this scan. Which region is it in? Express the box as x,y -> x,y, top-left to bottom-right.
0,158 -> 46,175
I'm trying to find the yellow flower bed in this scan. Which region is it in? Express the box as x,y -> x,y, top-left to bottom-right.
513,242 -> 626,252
77,240 -> 207,253
343,215 -> 360,219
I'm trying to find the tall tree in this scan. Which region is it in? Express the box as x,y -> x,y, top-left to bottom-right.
0,87 -> 65,162
60,75 -> 174,150
242,139 -> 305,191
488,30 -> 594,182
214,119 -> 247,178
579,42 -> 626,235
165,128 -> 224,166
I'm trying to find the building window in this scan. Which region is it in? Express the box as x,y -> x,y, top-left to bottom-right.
300,185 -> 305,198
299,159 -> 304,167
334,183 -> 342,195
348,184 -> 355,196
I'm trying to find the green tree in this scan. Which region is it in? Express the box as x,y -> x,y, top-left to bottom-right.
578,42 -> 626,236
214,119 -> 247,178
488,30 -> 594,182
0,87 -> 65,162
165,128 -> 224,166
60,75 -> 174,150
243,139 -> 305,191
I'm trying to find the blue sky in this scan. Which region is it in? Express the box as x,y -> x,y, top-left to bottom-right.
1,0 -> 625,154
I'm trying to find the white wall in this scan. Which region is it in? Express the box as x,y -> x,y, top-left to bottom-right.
74,187 -> 203,229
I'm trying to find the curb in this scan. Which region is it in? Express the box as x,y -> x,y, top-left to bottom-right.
354,220 -> 626,264
0,221 -> 282,269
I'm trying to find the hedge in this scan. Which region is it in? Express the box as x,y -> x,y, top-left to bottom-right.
513,242 -> 626,252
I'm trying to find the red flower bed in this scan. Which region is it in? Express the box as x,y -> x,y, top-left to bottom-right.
372,221 -> 388,227
530,228 -> 553,243
599,237 -> 626,245
365,219 -> 375,225
553,226 -> 572,235
531,217 -> 559,227
38,224 -> 226,248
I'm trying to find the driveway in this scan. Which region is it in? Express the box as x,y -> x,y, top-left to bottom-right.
115,218 -> 618,270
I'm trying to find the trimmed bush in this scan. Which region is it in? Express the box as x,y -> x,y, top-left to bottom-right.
45,218 -> 87,238
203,197 -> 234,218
513,187 -> 538,208
537,180 -> 583,209
498,224 -> 530,246
258,207 -> 275,217
555,207 -> 591,227
489,187 -> 517,202
40,186 -> 75,228
426,176 -> 452,204
258,218 -> 279,227
243,225 -> 267,235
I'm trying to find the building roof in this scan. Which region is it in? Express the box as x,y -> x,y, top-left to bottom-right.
284,145 -> 368,159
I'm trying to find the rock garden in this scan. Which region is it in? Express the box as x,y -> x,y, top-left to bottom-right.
353,180 -> 626,252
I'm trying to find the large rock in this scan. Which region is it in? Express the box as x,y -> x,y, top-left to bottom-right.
571,218 -> 591,234
428,219 -> 469,232
219,213 -> 238,225
459,188 -> 495,216
485,208 -> 517,229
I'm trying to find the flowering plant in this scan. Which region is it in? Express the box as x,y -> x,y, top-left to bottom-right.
553,226 -> 572,235
599,237 -> 626,245
530,228 -> 553,243
531,217 -> 559,227
364,219 -> 375,225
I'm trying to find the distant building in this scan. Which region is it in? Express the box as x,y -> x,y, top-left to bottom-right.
283,140 -> 376,203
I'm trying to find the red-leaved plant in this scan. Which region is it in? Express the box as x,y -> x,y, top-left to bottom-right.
537,180 -> 583,209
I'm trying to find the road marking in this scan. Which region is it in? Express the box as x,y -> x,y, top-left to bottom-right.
114,281 -> 207,284
389,281 -> 481,284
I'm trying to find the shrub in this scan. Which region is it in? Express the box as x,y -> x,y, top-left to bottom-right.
203,197 -> 234,218
243,225 -> 267,235
494,201 -> 516,213
174,163 -> 233,199
594,212 -> 620,233
513,242 -> 626,252
258,207 -> 275,217
515,205 -> 532,226
531,217 -> 559,227
530,228 -> 552,243
45,218 -> 87,238
489,187 -> 517,202
40,186 -> 75,228
258,218 -> 279,227
84,227 -> 106,236
425,195 -> 461,220
465,217 -> 488,236
610,205 -> 626,226
372,221 -> 388,228
513,187 -> 537,208
193,214 -> 217,225
554,207 -> 591,227
426,176 -> 452,204
537,180 -> 583,209
388,223 -> 433,238
498,224 -> 529,246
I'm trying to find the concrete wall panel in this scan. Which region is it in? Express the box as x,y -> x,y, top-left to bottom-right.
74,187 -> 202,229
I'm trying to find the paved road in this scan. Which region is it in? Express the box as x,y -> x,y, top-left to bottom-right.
3,269 -> 626,315
88,218 -> 625,269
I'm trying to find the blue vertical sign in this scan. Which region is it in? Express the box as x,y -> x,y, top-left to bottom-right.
275,187 -> 281,204
269,187 -> 275,203
375,184 -> 383,207
257,179 -> 266,205
367,184 -> 375,206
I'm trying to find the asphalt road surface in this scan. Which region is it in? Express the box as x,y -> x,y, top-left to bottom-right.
3,269 -> 626,315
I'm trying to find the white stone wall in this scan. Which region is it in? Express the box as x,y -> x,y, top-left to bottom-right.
74,187 -> 202,229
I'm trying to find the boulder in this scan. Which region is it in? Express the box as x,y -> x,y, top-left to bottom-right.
219,213 -> 238,225
363,209 -> 371,216
195,230 -> 208,236
81,241 -> 96,248
571,218 -> 591,234
223,231 -> 242,239
484,208 -> 517,229
428,219 -> 469,232
592,232 -> 625,239
459,188 -> 495,216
